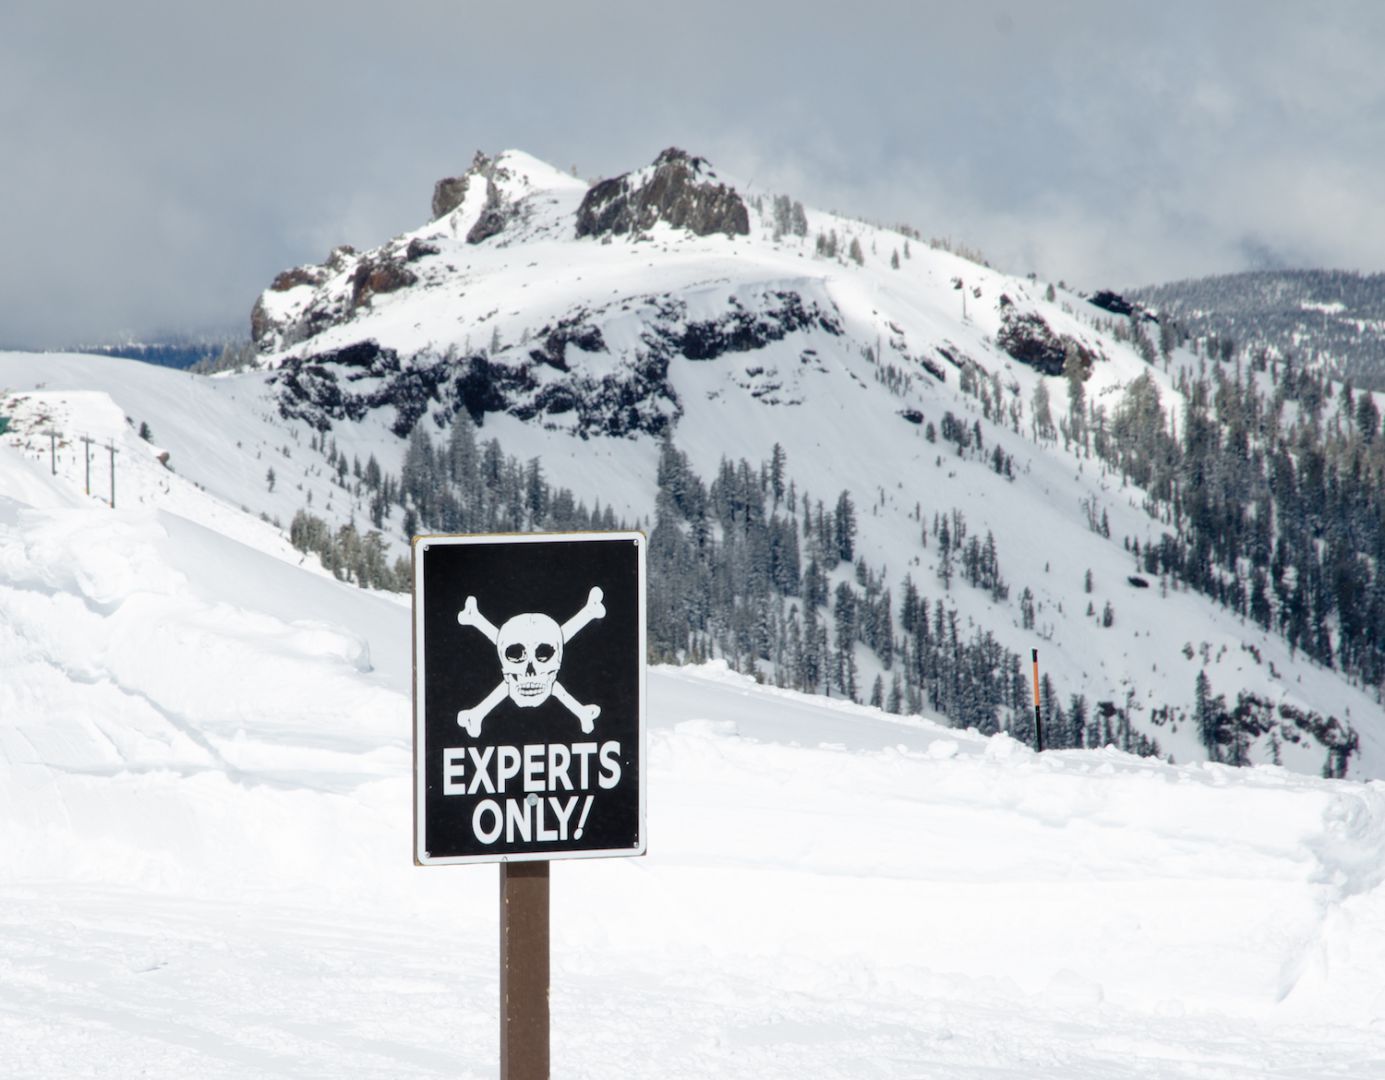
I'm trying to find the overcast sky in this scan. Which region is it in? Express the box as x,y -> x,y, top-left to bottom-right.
5,1 -> 1384,348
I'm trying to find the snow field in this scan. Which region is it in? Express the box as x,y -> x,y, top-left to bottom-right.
3,449 -> 1385,1073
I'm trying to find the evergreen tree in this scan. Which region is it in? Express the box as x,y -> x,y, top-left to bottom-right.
834,490 -> 857,563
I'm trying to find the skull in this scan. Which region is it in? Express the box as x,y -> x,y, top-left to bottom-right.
496,613 -> 563,708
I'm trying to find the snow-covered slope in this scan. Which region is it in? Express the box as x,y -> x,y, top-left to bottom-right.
3,430 -> 1385,1077
240,147 -> 1385,778
3,147 -> 1381,779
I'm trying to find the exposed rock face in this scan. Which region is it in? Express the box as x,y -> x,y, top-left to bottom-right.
995,307 -> 1070,376
249,295 -> 275,348
270,289 -> 842,440
669,290 -> 839,359
252,239 -> 430,353
349,256 -> 417,310
429,151 -> 521,245
252,244 -> 372,352
270,266 -> 328,292
575,148 -> 749,239
995,304 -> 1102,378
1089,289 -> 1135,317
325,245 -> 357,271
255,262 -> 333,344
431,152 -> 494,220
431,174 -> 470,221
254,295 -> 345,355
272,340 -> 449,437
465,181 -> 508,244
527,316 -> 608,372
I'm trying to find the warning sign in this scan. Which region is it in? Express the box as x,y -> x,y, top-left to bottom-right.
413,532 -> 646,865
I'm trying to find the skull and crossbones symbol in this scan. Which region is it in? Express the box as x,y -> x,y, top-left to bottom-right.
455,587 -> 605,737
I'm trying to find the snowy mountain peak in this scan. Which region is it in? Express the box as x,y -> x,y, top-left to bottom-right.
251,148 -> 594,355
432,148 -> 584,220
430,148 -> 587,241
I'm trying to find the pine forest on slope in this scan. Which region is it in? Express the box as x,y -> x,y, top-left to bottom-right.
1130,269 -> 1385,390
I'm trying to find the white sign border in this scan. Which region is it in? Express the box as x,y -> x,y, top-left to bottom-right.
412,530 -> 648,866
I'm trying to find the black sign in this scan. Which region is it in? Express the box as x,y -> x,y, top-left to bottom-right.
413,532 -> 646,865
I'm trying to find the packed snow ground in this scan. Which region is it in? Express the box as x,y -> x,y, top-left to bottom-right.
3,380 -> 1385,1076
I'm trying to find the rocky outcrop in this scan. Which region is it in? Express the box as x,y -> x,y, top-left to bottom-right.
252,244 -> 367,352
270,334 -> 676,441
665,290 -> 841,360
252,240 -> 427,353
325,245 -> 357,272
349,255 -> 417,310
995,305 -> 1102,379
431,174 -> 471,221
250,296 -> 276,349
430,151 -> 522,245
269,288 -> 840,440
272,340 -> 450,437
575,148 -> 749,240
1088,289 -> 1135,317
995,307 -> 1069,376
431,151 -> 496,220
466,181 -> 509,245
528,317 -> 608,372
270,266 -> 328,292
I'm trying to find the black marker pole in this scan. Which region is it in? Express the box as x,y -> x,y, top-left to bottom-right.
81,435 -> 94,495
106,440 -> 119,509
1031,648 -> 1044,753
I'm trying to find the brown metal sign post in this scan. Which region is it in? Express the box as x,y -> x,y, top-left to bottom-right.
500,860 -> 550,1080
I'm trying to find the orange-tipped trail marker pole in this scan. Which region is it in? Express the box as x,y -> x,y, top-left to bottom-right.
1031,648 -> 1044,752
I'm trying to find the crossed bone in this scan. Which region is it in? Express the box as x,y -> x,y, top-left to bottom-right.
456,587 -> 606,737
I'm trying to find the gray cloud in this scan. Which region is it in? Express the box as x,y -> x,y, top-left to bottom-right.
3,1 -> 1383,347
